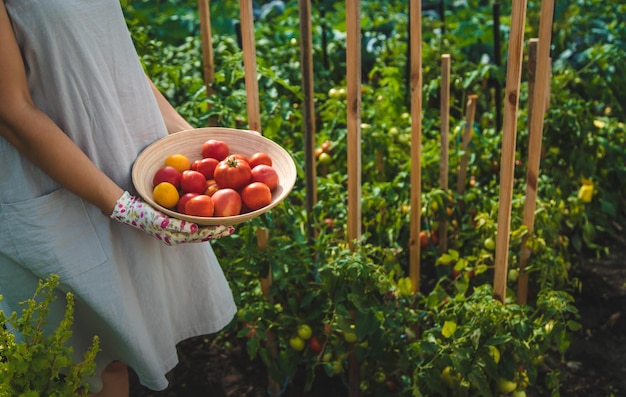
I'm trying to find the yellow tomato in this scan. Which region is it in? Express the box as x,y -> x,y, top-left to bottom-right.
152,182 -> 179,209
164,154 -> 191,172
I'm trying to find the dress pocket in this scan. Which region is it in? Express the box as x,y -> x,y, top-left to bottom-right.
0,188 -> 107,281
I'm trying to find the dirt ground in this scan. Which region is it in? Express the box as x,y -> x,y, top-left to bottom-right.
558,238 -> 626,396
129,239 -> 626,397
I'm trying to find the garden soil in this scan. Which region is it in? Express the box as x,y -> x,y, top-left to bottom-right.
129,238 -> 626,397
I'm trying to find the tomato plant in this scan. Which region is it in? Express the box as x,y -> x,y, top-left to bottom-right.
124,0 -> 624,395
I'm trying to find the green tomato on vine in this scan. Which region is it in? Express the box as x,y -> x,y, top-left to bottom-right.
297,324 -> 312,340
289,336 -> 305,351
343,324 -> 357,343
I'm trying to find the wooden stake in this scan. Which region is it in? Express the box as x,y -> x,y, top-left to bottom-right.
517,0 -> 554,305
346,1 -> 362,395
517,38 -> 537,305
256,227 -> 280,396
527,39 -> 539,134
493,0 -> 528,303
456,95 -> 478,196
197,0 -> 215,97
409,0 -> 422,293
298,0 -> 318,246
346,0 -> 362,251
408,0 -> 423,294
197,0 -> 220,126
239,1 -> 270,388
439,54 -> 451,254
493,2 -> 503,133
239,0 -> 262,133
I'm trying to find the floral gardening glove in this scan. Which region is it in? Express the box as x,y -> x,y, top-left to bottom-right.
110,191 -> 234,245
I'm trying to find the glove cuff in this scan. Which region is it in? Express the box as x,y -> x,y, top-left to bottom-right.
110,191 -> 135,220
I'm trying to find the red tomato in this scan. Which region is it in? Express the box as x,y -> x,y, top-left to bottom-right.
430,231 -> 439,245
180,170 -> 206,194
251,164 -> 279,191
152,166 -> 182,188
214,156 -> 253,190
248,152 -> 272,169
177,192 -> 199,214
201,139 -> 229,161
191,158 -> 219,179
211,188 -> 242,217
241,182 -> 272,211
180,170 -> 208,194
419,230 -> 430,248
309,336 -> 323,354
230,153 -> 249,164
185,195 -> 214,217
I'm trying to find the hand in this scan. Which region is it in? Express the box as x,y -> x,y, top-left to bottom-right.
110,191 -> 234,245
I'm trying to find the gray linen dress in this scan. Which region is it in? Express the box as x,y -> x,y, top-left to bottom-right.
0,0 -> 236,391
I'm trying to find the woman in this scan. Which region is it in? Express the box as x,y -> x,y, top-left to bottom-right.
0,1 -> 238,395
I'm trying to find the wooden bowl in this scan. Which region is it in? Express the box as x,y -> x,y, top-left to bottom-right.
132,127 -> 297,225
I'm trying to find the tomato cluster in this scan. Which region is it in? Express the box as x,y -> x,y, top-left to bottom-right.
314,139 -> 332,166
151,139 -> 279,217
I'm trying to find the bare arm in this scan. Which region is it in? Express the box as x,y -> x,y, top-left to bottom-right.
148,79 -> 194,133
0,3 -> 122,214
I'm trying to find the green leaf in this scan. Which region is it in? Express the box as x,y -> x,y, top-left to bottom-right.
441,321 -> 457,339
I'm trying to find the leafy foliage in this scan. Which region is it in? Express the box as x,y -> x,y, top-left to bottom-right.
0,275 -> 100,396
121,0 -> 623,395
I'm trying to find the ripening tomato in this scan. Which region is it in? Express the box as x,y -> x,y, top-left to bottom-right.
309,336 -> 323,354
180,170 -> 208,194
201,139 -> 230,161
230,153 -> 249,164
191,157 -> 219,179
214,156 -> 253,190
152,166 -> 182,188
185,194 -> 214,217
248,152 -> 272,169
321,140 -> 332,153
430,230 -> 439,245
211,188 -> 242,217
386,380 -> 397,393
205,179 -> 220,196
241,182 -> 272,211
251,165 -> 279,191
419,230 -> 430,248
177,192 -> 199,214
